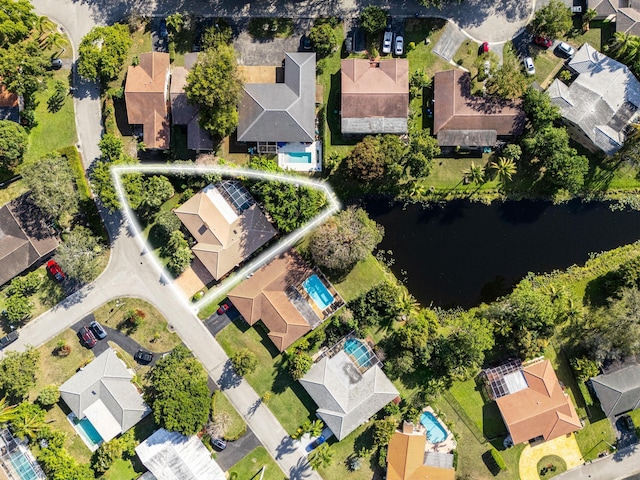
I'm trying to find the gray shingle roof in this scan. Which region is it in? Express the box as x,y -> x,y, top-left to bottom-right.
591,364 -> 640,417
59,349 -> 150,439
547,43 -> 640,155
299,350 -> 399,440
237,52 -> 316,142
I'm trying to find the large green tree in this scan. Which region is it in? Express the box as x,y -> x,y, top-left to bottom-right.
360,6 -> 387,34
523,87 -> 561,131
21,155 -> 78,222
185,44 -> 243,138
0,0 -> 36,47
148,345 -> 210,436
0,348 -> 39,402
309,22 -> 337,57
531,0 -> 573,40
309,207 -> 384,275
344,135 -> 407,191
77,24 -> 132,82
0,120 -> 28,172
56,226 -> 104,283
485,51 -> 529,99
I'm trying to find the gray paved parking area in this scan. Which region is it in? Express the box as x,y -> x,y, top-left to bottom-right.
432,21 -> 467,61
233,18 -> 313,65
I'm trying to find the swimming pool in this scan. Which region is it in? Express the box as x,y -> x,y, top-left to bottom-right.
75,417 -> 103,447
284,152 -> 312,164
8,449 -> 44,480
420,411 -> 447,444
344,338 -> 373,368
302,274 -> 334,310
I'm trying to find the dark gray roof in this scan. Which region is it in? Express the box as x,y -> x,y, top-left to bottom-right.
0,194 -> 59,286
237,52 -> 316,142
437,129 -> 497,147
591,364 -> 640,417
299,350 -> 398,440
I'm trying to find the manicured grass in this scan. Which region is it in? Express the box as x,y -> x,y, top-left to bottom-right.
101,414 -> 157,479
228,446 -> 287,480
317,421 -> 378,480
25,70 -> 78,163
531,47 -> 564,87
0,179 -> 27,207
333,254 -> 387,303
538,454 -> 567,478
628,407 -> 640,429
574,417 -> 616,461
102,458 -> 137,479
216,317 -> 316,434
212,390 -> 247,441
0,268 -> 66,332
404,18 -> 452,78
448,379 -> 507,440
93,298 -> 182,353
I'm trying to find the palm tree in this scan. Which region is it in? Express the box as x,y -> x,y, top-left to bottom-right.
610,32 -> 640,63
309,419 -> 324,437
11,408 -> 43,441
35,16 -> 55,41
43,32 -> 66,55
407,181 -> 427,198
462,161 -> 485,185
490,157 -> 517,184
166,13 -> 184,34
397,289 -> 420,319
0,397 -> 17,425
308,443 -> 334,470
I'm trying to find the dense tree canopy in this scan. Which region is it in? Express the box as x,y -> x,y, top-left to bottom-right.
485,52 -> 529,99
230,348 -> 258,376
531,0 -> 573,40
523,87 -> 561,131
309,207 -> 384,275
0,120 -> 28,172
21,155 -> 78,222
309,22 -> 337,57
77,24 -> 132,82
0,348 -> 39,402
360,6 -> 387,34
56,226 -> 104,283
0,0 -> 36,47
185,44 -> 243,138
148,345 -> 210,436
344,135 -> 406,189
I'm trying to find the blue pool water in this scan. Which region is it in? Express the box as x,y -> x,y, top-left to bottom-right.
285,152 -> 312,163
302,274 -> 334,310
344,338 -> 374,368
8,450 -> 42,480
76,417 -> 103,446
420,411 -> 447,443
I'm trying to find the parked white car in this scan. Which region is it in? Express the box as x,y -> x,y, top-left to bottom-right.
382,31 -> 393,54
395,36 -> 404,56
524,57 -> 535,75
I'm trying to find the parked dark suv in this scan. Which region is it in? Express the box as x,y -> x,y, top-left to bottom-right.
0,331 -> 18,349
622,414 -> 635,431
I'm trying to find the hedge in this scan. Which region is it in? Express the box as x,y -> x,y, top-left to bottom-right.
490,448 -> 507,471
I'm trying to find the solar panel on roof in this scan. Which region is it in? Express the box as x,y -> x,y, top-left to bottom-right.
217,180 -> 255,214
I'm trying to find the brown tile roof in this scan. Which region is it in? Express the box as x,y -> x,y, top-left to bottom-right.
496,360 -> 582,444
433,70 -> 525,143
124,52 -> 170,149
174,183 -> 276,281
341,59 -> 409,133
0,84 -> 18,108
228,249 -> 313,351
387,431 -> 455,480
0,194 -> 59,286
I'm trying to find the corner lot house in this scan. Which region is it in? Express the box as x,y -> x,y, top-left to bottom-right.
591,363 -> 640,417
0,194 -> 59,287
547,43 -> 640,155
136,428 -> 225,480
59,348 -> 150,448
124,52 -> 171,149
482,358 -> 581,444
228,249 -> 342,351
170,52 -> 213,152
387,423 -> 455,480
341,58 -> 409,135
174,181 -> 276,281
299,336 -> 399,440
433,69 -> 525,149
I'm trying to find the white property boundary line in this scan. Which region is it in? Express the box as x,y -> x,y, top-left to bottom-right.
111,164 -> 342,314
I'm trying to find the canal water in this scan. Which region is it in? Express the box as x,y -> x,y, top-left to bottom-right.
365,199 -> 640,309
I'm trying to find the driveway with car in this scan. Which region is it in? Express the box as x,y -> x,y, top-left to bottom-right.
204,302 -> 240,337
616,415 -> 639,450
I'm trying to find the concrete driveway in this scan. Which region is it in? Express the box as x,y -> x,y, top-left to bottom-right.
204,303 -> 240,337
215,428 -> 262,470
615,415 -> 639,450
519,434 -> 584,480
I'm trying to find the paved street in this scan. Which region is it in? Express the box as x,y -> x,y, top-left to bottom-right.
556,445 -> 640,480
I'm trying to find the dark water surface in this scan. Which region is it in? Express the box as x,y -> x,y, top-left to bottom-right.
365,199 -> 640,309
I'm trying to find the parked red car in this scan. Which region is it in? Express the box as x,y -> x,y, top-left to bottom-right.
534,36 -> 553,48
217,303 -> 230,315
481,42 -> 489,52
46,260 -> 65,282
78,326 -> 97,348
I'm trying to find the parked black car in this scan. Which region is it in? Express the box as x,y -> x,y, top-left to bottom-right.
134,350 -> 153,364
0,331 -> 18,349
622,414 -> 635,431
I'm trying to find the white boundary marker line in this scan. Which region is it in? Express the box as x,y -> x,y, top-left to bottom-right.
111,164 -> 342,314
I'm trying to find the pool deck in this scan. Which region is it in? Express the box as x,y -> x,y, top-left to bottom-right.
421,407 -> 457,453
277,141 -> 322,172
66,413 -> 101,452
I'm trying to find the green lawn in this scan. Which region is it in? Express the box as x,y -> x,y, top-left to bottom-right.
574,418 -> 616,461
228,447 -> 287,480
537,454 -> 567,479
317,421 -> 378,480
0,179 -> 27,207
404,18 -> 452,78
333,254 -> 387,303
216,317 -> 316,434
101,414 -> 157,479
448,379 -> 507,440
25,70 -> 78,163
212,390 -> 247,440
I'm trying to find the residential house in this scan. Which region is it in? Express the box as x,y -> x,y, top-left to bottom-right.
547,43 -> 640,155
591,363 -> 640,417
387,423 -> 455,480
135,428 -> 225,480
124,52 -> 171,149
59,348 -> 150,444
341,58 -> 409,135
433,69 -> 525,148
170,52 -> 213,152
299,337 -> 399,440
0,194 -> 59,287
589,0 -> 640,35
484,359 -> 581,444
0,84 -> 21,123
237,52 -> 316,145
174,181 -> 276,281
228,249 -> 340,351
